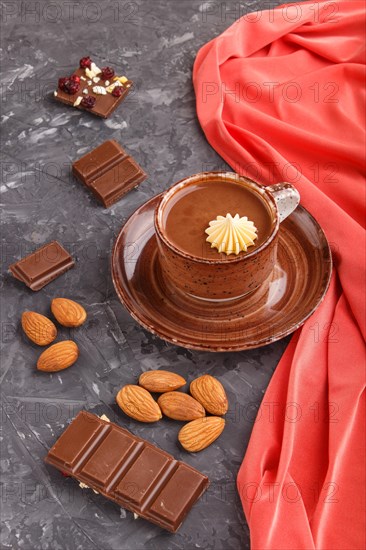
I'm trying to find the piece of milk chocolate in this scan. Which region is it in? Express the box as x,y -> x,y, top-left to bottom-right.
45,411 -> 209,532
9,241 -> 74,291
72,140 -> 146,207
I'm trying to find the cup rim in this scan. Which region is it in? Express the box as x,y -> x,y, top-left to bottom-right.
154,171 -> 280,265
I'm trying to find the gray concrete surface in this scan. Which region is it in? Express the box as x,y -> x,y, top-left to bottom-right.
1,1 -> 290,548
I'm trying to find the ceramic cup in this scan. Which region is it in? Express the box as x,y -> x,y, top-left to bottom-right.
154,172 -> 300,301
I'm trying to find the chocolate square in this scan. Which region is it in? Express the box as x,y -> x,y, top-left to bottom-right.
9,241 -> 75,291
72,140 -> 147,208
115,447 -> 171,505
81,428 -> 137,486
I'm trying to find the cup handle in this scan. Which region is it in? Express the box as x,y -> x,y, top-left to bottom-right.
267,182 -> 300,222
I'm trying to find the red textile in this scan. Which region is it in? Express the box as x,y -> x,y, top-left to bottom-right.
193,1 -> 366,548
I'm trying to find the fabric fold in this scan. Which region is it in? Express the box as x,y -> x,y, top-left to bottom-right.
193,1 -> 365,548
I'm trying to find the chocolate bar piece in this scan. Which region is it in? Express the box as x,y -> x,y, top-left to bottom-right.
45,411 -> 209,532
72,140 -> 147,208
54,58 -> 132,118
9,241 -> 74,291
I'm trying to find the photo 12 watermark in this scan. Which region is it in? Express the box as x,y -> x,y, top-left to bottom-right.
0,1 -> 141,24
199,1 -> 340,24
200,80 -> 339,105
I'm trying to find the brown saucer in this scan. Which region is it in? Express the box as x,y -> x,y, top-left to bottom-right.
111,195 -> 332,352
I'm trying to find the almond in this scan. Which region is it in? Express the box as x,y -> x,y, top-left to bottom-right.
51,298 -> 87,327
116,385 -> 162,423
190,374 -> 228,416
157,392 -> 205,421
21,311 -> 57,346
139,370 -> 186,393
37,340 -> 79,372
178,417 -> 225,452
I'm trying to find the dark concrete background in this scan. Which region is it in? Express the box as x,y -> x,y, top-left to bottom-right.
1,1 -> 291,548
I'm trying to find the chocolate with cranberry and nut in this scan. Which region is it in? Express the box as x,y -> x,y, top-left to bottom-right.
72,140 -> 147,207
54,56 -> 132,118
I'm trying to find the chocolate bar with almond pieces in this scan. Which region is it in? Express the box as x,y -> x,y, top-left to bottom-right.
45,411 -> 209,533
72,140 -> 147,207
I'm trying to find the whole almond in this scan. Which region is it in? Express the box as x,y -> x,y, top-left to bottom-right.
22,311 -> 57,346
190,375 -> 228,415
37,340 -> 79,372
178,417 -> 225,452
51,298 -> 87,327
139,370 -> 186,393
157,392 -> 205,421
116,385 -> 162,423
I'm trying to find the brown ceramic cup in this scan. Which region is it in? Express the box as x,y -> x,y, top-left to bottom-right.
154,172 -> 300,300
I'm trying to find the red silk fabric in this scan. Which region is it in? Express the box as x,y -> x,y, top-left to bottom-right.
193,1 -> 365,548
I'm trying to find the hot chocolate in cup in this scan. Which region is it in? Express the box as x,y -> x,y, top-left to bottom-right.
154,172 -> 300,300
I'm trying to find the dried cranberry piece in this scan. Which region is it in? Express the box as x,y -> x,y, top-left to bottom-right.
101,67 -> 115,80
65,80 -> 80,95
112,87 -> 123,98
58,77 -> 69,92
58,74 -> 80,94
81,95 -> 96,109
79,56 -> 92,69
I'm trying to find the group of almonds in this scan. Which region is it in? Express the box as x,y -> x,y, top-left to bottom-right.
21,298 -> 86,371
22,308 -> 228,452
116,370 -> 228,453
